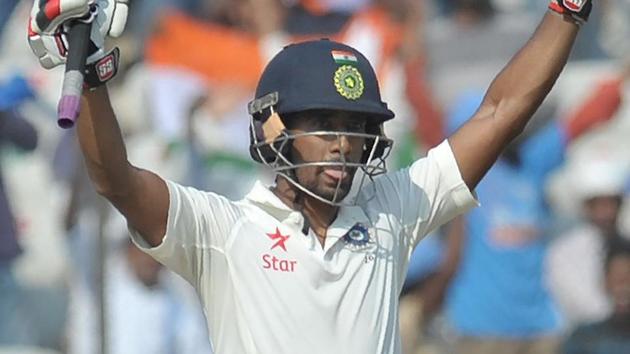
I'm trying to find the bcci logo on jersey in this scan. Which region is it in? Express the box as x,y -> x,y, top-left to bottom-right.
343,223 -> 372,249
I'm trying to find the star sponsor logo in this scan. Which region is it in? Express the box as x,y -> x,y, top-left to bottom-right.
262,254 -> 297,272
266,227 -> 290,252
262,227 -> 297,272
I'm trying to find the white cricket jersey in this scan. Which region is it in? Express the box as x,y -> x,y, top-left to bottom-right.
130,140 -> 477,354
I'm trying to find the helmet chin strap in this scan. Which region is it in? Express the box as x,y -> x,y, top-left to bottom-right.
293,192 -> 311,236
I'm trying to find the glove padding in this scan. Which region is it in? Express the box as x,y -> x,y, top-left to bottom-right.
549,0 -> 592,24
28,0 -> 128,69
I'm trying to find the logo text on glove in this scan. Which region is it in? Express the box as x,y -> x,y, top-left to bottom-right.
95,54 -> 116,82
563,0 -> 586,11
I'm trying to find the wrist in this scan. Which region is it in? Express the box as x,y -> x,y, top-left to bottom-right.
548,0 -> 592,25
547,9 -> 582,27
84,48 -> 120,90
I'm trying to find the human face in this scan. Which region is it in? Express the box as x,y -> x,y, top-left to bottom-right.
584,195 -> 622,235
606,255 -> 630,318
284,110 -> 368,203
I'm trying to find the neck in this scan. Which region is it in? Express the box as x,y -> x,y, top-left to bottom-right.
272,177 -> 339,244
609,313 -> 630,330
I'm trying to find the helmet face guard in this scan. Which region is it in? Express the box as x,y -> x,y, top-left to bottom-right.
249,102 -> 393,206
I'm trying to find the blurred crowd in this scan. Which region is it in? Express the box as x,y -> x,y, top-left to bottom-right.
1,0 -> 629,354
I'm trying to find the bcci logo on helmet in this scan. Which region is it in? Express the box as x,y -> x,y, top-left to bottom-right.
334,65 -> 364,100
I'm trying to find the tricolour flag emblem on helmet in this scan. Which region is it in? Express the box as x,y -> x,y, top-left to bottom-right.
331,50 -> 358,65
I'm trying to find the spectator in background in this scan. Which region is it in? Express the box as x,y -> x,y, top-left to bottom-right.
425,0 -> 535,109
444,70 -> 627,354
299,0 -> 369,14
562,239 -> 630,354
0,75 -> 39,345
0,0 -> 21,41
599,0 -> 630,61
399,216 -> 464,354
547,149 -> 629,329
143,0 -> 444,196
339,0 -> 445,157
124,0 -> 208,52
66,237 -> 213,354
144,0 -> 287,197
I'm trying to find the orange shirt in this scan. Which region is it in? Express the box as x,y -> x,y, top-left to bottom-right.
146,12 -> 264,90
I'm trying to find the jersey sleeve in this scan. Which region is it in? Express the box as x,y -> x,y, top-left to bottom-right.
129,179 -> 243,286
363,140 -> 478,248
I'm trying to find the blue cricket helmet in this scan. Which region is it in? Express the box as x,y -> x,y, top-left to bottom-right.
250,39 -> 394,120
248,39 -> 394,164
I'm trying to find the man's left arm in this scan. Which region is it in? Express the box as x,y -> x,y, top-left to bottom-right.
449,4 -> 586,190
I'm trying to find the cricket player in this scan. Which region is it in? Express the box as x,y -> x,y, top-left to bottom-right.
28,0 -> 592,353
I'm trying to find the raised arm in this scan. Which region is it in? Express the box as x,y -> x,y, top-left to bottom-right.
449,8 -> 582,190
77,88 -> 168,247
27,0 -> 167,247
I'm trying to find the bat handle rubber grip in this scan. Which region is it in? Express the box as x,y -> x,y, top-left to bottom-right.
57,21 -> 91,129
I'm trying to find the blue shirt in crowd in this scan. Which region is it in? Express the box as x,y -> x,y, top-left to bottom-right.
0,76 -> 37,265
445,92 -> 565,337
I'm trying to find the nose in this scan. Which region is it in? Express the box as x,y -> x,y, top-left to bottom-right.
329,133 -> 352,158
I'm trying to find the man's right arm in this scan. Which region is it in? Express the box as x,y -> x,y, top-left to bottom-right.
77,87 -> 168,247
448,10 -> 580,191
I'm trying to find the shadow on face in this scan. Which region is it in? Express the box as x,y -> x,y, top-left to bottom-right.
282,109 -> 369,202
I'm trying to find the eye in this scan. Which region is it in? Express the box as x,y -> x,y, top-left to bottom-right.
301,116 -> 325,131
347,121 -> 365,132
319,119 -> 334,131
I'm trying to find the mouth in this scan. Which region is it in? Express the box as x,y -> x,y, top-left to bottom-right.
323,168 -> 349,181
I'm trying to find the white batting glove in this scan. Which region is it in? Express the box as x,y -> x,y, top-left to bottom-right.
28,0 -> 129,69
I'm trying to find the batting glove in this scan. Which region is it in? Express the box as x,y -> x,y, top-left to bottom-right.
549,0 -> 592,25
28,0 -> 128,87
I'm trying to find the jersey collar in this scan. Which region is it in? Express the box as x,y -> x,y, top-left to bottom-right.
245,181 -> 295,213
246,181 -> 372,251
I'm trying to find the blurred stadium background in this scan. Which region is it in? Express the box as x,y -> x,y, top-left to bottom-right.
0,0 -> 629,353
